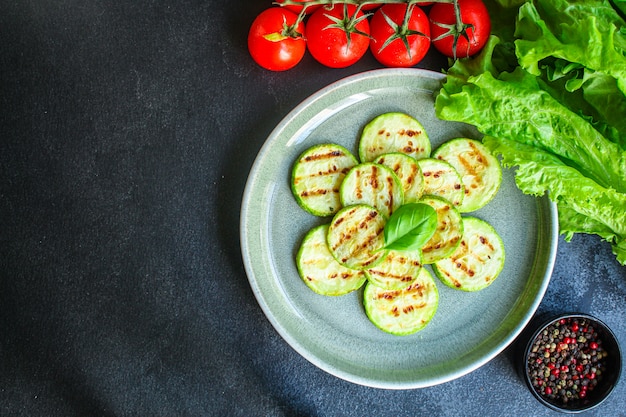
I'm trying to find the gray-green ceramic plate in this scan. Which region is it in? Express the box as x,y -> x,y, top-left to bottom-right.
240,69 -> 558,389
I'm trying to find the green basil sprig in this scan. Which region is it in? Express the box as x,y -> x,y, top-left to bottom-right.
381,203 -> 437,252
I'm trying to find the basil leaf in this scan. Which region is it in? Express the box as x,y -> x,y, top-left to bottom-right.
382,203 -> 437,252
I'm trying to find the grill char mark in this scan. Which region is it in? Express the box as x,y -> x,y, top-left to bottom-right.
303,149 -> 345,162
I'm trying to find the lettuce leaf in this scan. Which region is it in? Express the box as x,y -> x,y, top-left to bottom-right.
437,64 -> 626,192
539,62 -> 626,149
482,136 -> 626,234
483,0 -> 626,148
515,0 -> 626,95
435,1 -> 626,265
483,135 -> 626,264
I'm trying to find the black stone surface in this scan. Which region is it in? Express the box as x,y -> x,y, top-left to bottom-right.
1,1 -> 625,416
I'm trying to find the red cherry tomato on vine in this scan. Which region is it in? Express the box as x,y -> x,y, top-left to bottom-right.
275,0 -> 321,14
248,8 -> 306,71
370,4 -> 431,67
305,4 -> 370,68
428,0 -> 491,59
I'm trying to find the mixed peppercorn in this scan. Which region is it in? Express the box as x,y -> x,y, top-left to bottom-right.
526,317 -> 608,405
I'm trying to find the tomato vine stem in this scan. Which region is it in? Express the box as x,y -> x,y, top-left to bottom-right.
277,1 -> 466,60
376,3 -> 428,57
431,0 -> 475,59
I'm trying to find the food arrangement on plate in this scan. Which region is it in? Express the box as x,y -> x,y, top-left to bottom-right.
240,68 -> 558,388
241,0 -> 624,392
291,112 -> 505,335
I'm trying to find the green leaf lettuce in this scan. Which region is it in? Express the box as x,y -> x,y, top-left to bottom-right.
515,0 -> 626,95
435,0 -> 626,265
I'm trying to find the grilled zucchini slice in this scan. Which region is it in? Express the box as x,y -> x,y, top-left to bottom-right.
340,163 -> 404,219
375,153 -> 424,204
433,217 -> 505,292
417,158 -> 464,208
363,267 -> 439,335
327,204 -> 387,270
365,249 -> 422,290
358,112 -> 431,162
296,224 -> 366,296
433,138 -> 502,213
419,196 -> 463,264
291,143 -> 358,217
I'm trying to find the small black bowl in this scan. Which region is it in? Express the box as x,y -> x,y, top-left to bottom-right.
517,313 -> 622,413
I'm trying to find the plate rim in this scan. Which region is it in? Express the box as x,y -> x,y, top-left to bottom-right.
240,68 -> 559,389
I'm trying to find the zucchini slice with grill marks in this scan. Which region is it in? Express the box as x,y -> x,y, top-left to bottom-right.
296,224 -> 366,296
417,158 -> 464,208
433,138 -> 502,213
433,217 -> 505,291
340,163 -> 404,218
365,248 -> 422,290
364,267 -> 439,335
327,204 -> 387,270
358,112 -> 431,162
375,153 -> 424,204
291,143 -> 358,217
420,195 -> 463,264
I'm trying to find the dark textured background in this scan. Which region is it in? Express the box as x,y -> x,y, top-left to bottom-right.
1,1 -> 624,416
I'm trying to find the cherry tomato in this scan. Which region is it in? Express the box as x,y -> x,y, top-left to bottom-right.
369,4 -> 431,67
429,0 -> 491,58
306,4 -> 370,68
275,0 -> 321,14
248,8 -> 306,71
